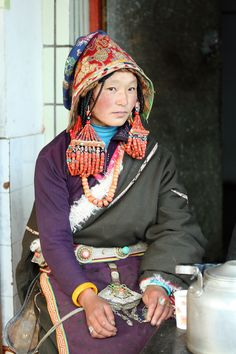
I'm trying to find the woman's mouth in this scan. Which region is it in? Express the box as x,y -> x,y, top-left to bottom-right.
112,111 -> 128,116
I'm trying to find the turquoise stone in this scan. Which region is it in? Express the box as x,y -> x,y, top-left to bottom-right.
122,246 -> 130,255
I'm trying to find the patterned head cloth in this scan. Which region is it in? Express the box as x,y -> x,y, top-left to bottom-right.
63,30 -> 154,126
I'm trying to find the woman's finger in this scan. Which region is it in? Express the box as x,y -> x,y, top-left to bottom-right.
154,298 -> 174,326
156,304 -> 172,326
146,294 -> 171,326
88,325 -> 106,339
150,303 -> 168,326
146,302 -> 157,322
94,304 -> 117,332
167,304 -> 174,319
89,314 -> 117,338
103,303 -> 116,327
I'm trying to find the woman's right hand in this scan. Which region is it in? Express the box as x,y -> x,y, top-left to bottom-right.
78,288 -> 117,338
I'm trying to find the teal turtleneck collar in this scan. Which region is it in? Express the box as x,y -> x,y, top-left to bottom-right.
91,123 -> 118,148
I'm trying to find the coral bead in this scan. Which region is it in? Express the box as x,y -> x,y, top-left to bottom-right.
97,200 -> 103,208
106,196 -> 113,203
103,200 -> 109,207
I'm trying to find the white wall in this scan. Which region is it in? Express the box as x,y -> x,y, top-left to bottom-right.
0,0 -> 44,335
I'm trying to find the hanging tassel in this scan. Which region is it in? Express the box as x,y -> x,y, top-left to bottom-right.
66,112 -> 105,177
124,106 -> 149,160
69,115 -> 82,140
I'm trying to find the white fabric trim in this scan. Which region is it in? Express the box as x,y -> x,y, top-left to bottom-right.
26,225 -> 39,236
171,189 -> 188,203
139,274 -> 181,294
69,163 -> 123,233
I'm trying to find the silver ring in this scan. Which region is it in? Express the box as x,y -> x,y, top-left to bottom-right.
88,325 -> 94,335
159,296 -> 168,306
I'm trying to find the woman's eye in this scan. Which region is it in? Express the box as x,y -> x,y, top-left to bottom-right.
128,87 -> 137,92
107,87 -> 117,92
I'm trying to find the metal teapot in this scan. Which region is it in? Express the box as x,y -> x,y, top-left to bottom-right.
176,260 -> 236,354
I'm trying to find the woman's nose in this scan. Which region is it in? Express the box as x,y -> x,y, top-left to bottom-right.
116,92 -> 128,105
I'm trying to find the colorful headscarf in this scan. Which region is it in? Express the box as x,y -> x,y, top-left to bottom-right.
63,30 -> 154,127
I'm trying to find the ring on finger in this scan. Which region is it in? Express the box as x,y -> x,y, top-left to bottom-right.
88,326 -> 94,335
159,296 -> 168,306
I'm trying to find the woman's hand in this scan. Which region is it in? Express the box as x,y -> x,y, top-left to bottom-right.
142,285 -> 173,327
78,288 -> 117,338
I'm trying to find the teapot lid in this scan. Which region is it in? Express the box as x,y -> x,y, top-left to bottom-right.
206,260 -> 236,281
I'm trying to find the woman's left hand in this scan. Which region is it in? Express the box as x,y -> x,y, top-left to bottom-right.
142,285 -> 173,327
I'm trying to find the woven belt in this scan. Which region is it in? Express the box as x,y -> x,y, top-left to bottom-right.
74,241 -> 147,264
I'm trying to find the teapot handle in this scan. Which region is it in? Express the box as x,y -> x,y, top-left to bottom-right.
175,265 -> 203,294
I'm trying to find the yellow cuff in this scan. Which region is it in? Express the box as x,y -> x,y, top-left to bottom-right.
72,282 -> 98,307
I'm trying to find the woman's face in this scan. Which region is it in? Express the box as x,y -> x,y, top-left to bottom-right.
90,71 -> 138,127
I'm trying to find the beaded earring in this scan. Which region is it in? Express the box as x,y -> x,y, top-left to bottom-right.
124,103 -> 149,160
66,109 -> 105,177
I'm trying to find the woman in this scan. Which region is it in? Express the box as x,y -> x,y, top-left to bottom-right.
16,30 -> 206,353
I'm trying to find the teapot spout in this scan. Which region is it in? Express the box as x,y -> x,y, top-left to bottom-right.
175,265 -> 203,294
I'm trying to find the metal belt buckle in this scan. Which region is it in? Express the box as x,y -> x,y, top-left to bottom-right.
115,246 -> 130,259
74,245 -> 93,263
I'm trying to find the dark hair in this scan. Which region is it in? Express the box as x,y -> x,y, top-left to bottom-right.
77,70 -> 145,126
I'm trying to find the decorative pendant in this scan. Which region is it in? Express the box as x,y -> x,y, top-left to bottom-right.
81,144 -> 124,208
66,111 -> 105,177
124,106 -> 149,160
